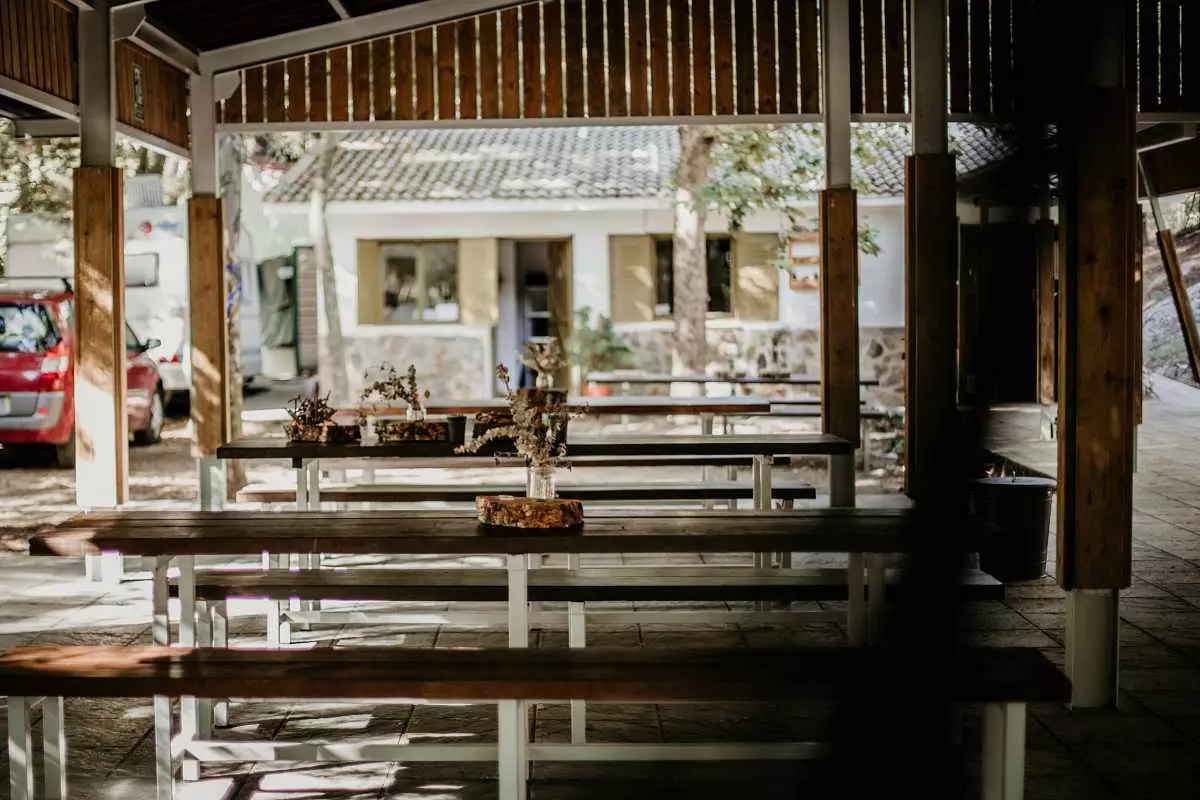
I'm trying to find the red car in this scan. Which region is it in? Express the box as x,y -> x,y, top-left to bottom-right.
0,280 -> 165,467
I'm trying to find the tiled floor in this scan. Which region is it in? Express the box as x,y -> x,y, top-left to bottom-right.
2,382 -> 1200,797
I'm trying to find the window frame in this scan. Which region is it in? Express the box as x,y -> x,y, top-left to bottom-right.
375,239 -> 461,325
652,234 -> 736,319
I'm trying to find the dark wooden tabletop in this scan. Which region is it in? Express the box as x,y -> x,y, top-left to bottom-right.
32,508 -> 919,558
587,372 -> 882,388
215,432 -> 853,462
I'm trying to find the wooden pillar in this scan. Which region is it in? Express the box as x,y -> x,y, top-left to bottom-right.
904,0 -> 956,501
1056,0 -> 1136,708
1035,218 -> 1057,404
820,189 -> 860,446
189,74 -> 230,507
820,0 -> 860,450
74,2 -> 127,510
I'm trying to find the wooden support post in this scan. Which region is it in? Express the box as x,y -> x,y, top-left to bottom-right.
1056,2 -> 1136,707
188,196 -> 230,462
903,154 -> 958,500
74,3 -> 127,511
1035,219 -> 1057,404
73,168 -> 128,508
820,189 -> 861,447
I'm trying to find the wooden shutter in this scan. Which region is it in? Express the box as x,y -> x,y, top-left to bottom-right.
610,235 -> 656,322
356,239 -> 383,325
733,234 -> 780,321
459,238 -> 499,325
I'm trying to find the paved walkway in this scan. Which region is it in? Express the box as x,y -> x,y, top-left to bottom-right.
0,385 -> 1198,798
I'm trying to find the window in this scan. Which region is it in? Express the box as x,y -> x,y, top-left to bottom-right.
654,237 -> 733,316
380,242 -> 459,322
0,303 -> 60,353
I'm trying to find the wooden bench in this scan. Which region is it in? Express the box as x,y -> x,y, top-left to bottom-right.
236,480 -> 818,507
2,644 -> 1068,800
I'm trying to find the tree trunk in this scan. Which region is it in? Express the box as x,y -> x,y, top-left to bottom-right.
219,135 -> 247,497
311,133 -> 350,403
672,127 -> 713,380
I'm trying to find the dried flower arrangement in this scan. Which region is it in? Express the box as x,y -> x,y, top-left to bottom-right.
284,392 -> 360,444
520,337 -> 567,388
358,363 -> 449,443
458,364 -> 583,529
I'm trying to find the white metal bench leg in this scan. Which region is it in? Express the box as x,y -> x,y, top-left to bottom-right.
568,601 -> 587,744
498,699 -> 529,800
982,702 -> 1026,800
177,556 -> 201,782
43,695 -> 67,800
847,553 -> 866,646
150,556 -> 176,798
211,600 -> 230,728
8,696 -> 33,800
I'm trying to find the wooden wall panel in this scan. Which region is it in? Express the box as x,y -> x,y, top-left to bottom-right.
649,0 -> 670,115
607,0 -> 629,116
544,1 -> 565,116
372,38 -> 393,120
848,0 -> 863,113
564,0 -> 585,116
394,33 -> 414,119
820,188 -> 862,447
1138,0 -> 1158,111
672,0 -> 692,116
798,0 -> 819,113
861,0 -> 884,113
0,0 -> 76,102
713,0 -> 735,115
1185,1 -> 1200,110
287,58 -> 307,123
734,0 -> 756,114
478,14 -> 500,118
437,23 -> 457,119
884,0 -> 905,113
458,19 -> 479,119
222,82 -> 245,124
755,0 -> 777,114
776,0 -> 797,114
1160,0 -> 1181,111
309,53 -> 328,122
990,0 -> 1012,114
523,3 -> 543,117
500,7 -> 521,118
329,48 -> 350,122
586,0 -> 606,116
114,42 -> 189,148
265,60 -> 285,122
948,0 -> 970,112
628,0 -> 650,116
350,42 -> 371,121
970,0 -> 990,112
414,27 -> 435,120
244,65 -> 265,123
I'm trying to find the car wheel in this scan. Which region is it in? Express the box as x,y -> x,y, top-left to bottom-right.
54,438 -> 75,468
134,388 -> 165,446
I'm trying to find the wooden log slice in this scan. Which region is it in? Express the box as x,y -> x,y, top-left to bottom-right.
284,423 -> 325,443
321,423 -> 362,444
476,495 -> 585,530
375,420 -> 451,443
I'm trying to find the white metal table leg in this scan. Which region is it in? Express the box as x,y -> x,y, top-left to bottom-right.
568,601 -> 587,743
150,556 -> 175,799
211,600 -> 230,727
8,696 -> 33,800
307,460 -> 323,614
847,553 -> 866,646
502,554 -> 530,799
177,556 -> 201,781
198,456 -> 226,511
43,695 -> 67,800
982,703 -> 1026,800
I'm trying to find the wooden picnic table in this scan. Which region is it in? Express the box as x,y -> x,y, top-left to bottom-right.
369,395 -> 774,417
216,432 -> 856,510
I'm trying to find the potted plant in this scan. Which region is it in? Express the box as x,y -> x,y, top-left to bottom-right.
458,364 -> 583,529
284,392 -> 359,444
359,363 -> 452,444
568,307 -> 633,397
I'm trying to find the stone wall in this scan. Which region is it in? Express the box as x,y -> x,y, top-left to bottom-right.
319,331 -> 487,402
617,325 -> 905,406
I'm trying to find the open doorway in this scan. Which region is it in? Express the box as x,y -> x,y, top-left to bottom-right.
496,239 -> 572,390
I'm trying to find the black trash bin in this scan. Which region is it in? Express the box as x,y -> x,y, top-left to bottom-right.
971,476 -> 1057,582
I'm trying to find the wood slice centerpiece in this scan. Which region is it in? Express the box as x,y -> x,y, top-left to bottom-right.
476,495 -> 584,530
374,418 -> 451,443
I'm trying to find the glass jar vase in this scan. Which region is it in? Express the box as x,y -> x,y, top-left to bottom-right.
527,465 -> 557,500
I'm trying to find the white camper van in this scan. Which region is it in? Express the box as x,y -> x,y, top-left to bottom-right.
4,209 -> 265,401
